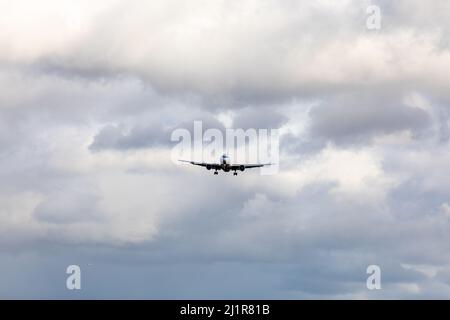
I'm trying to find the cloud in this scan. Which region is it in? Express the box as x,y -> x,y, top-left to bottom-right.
232,106 -> 289,130
1,0 -> 450,299
309,93 -> 432,145
33,185 -> 103,224
89,114 -> 226,151
89,124 -> 171,151
1,0 -> 450,103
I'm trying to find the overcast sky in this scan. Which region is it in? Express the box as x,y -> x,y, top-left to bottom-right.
1,0 -> 450,299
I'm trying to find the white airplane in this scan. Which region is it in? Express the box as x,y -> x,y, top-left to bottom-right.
179,154 -> 272,176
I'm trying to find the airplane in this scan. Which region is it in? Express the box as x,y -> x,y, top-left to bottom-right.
179,154 -> 272,175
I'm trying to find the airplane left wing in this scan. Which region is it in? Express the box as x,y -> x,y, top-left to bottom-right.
230,163 -> 272,170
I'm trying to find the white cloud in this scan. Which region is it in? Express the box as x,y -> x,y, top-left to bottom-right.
1,0 -> 450,99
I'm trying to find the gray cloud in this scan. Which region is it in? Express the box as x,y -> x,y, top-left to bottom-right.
232,107 -> 289,130
309,93 -> 432,145
34,186 -> 103,224
89,124 -> 171,151
89,115 -> 226,151
1,0 -> 450,299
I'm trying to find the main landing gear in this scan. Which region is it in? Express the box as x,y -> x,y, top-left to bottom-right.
233,172 -> 238,176
214,171 -> 218,175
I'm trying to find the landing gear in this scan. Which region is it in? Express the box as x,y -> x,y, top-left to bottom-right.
233,172 -> 238,176
214,171 -> 218,175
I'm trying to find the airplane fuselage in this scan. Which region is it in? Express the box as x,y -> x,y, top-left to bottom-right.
221,155 -> 230,171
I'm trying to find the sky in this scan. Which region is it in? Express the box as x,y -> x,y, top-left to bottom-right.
1,0 -> 450,299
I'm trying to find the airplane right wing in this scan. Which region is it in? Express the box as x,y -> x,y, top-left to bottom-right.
179,160 -> 221,170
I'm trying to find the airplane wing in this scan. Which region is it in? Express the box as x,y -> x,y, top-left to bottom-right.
179,160 -> 221,169
230,163 -> 272,170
